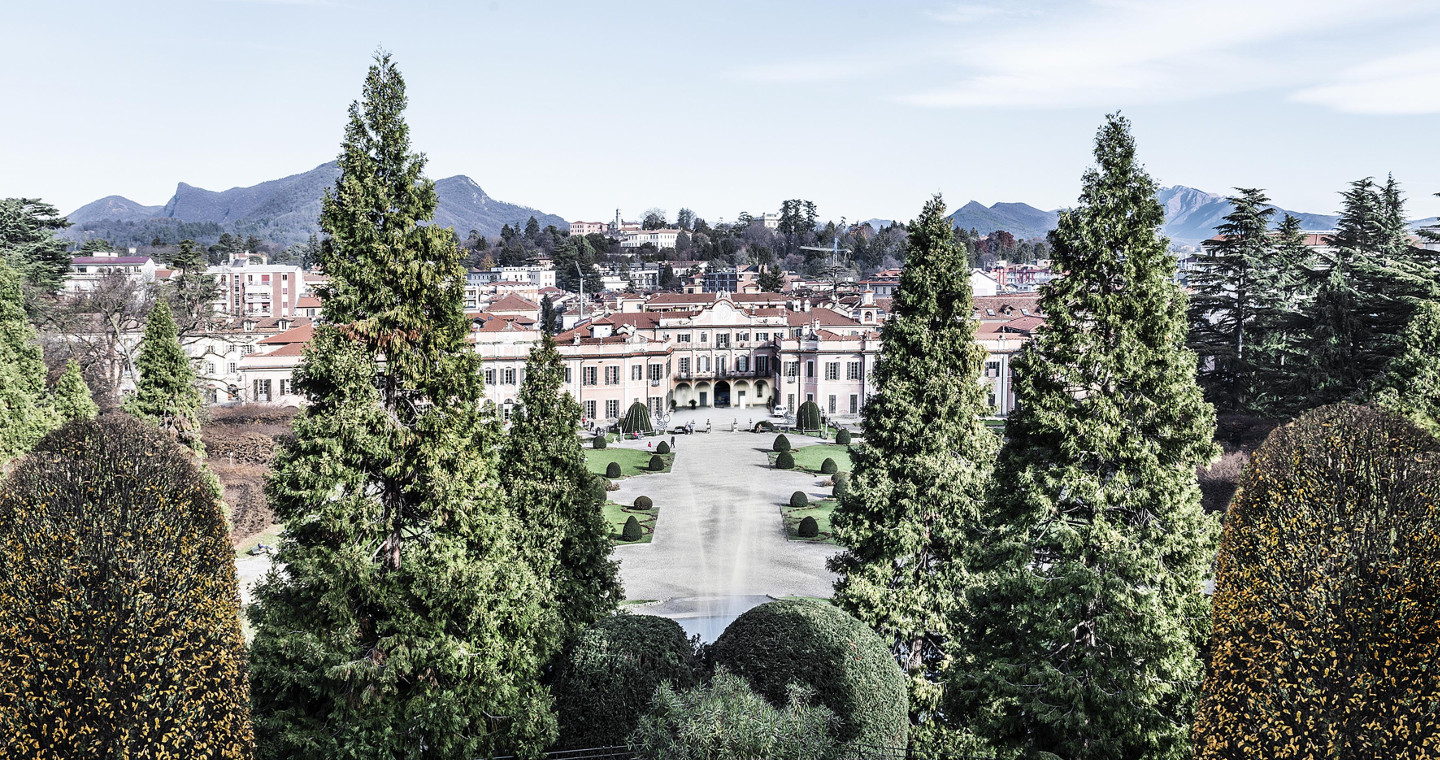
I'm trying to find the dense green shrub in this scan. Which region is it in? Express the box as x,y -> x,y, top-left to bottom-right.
775,451 -> 795,469
656,440 -> 671,455
796,400 -> 823,431
634,495 -> 653,510
552,615 -> 702,749
606,461 -> 622,478
621,401 -> 654,435
0,415 -> 254,757
709,599 -> 907,748
832,471 -> 851,487
773,434 -> 791,452
836,428 -> 852,445
630,670 -> 836,760
833,478 -> 849,499
622,516 -> 643,542
798,516 -> 820,539
820,457 -> 838,475
586,475 -> 608,503
754,420 -> 775,433
790,491 -> 810,508
649,454 -> 665,471
593,434 -> 607,450
1193,404 -> 1440,759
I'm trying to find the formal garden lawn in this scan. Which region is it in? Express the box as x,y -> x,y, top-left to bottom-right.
604,501 -> 659,545
233,522 -> 283,559
783,498 -> 838,544
584,447 -> 674,479
788,444 -> 853,474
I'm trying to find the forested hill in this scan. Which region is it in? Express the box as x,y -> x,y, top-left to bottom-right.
64,162 -> 567,247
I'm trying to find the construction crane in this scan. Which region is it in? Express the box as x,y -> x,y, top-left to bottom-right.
799,237 -> 853,301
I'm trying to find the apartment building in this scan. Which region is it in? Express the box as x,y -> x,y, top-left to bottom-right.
208,253 -> 308,318
66,252 -> 159,293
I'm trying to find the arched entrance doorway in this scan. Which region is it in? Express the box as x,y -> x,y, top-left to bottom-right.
714,380 -> 731,408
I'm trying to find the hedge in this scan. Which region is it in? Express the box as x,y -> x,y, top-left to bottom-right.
552,615 -> 702,749
820,457 -> 838,475
593,435 -> 607,450
796,400 -> 822,431
773,434 -> 791,453
649,454 -> 665,471
836,428 -> 852,445
656,440 -> 671,455
798,516 -> 820,538
775,451 -> 795,470
606,461 -> 622,478
790,491 -> 809,508
708,600 -> 907,748
634,495 -> 653,510
621,516 -> 643,542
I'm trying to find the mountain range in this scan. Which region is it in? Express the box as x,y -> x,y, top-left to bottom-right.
64,162 -> 567,247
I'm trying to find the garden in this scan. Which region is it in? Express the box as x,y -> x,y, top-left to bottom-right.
603,495 -> 659,545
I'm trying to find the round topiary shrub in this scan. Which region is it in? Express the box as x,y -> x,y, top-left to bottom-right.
754,420 -> 775,433
796,400 -> 822,431
593,434 -> 607,450
0,416 -> 254,756
709,600 -> 907,749
649,454 -> 665,471
552,615 -> 702,749
775,451 -> 795,470
773,434 -> 792,452
820,457 -> 838,475
656,440 -> 671,455
836,428 -> 852,445
586,475 -> 609,503
606,461 -> 622,478
790,490 -> 809,508
621,515 -> 643,542
634,495 -> 653,510
798,515 -> 820,538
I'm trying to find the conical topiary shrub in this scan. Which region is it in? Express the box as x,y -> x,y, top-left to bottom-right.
606,461 -> 622,478
621,516 -> 643,542
593,434 -> 607,450
796,400 -> 822,432
836,428 -> 852,445
649,454 -> 665,471
798,516 -> 820,539
634,495 -> 653,510
820,458 -> 838,475
776,451 -> 795,470
790,491 -> 809,508
621,401 -> 654,435
656,440 -> 671,455
773,434 -> 791,453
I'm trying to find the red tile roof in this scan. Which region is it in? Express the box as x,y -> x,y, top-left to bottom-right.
260,324 -> 315,344
487,294 -> 540,312
72,256 -> 151,266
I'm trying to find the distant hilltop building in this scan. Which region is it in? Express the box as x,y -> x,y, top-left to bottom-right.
569,220 -> 606,236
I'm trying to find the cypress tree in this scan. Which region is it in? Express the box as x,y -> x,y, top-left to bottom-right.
955,114 -> 1219,760
828,194 -> 997,753
1187,188 -> 1275,412
500,332 -> 621,649
54,359 -> 98,422
247,53 -> 555,758
0,416 -> 253,758
0,261 -> 58,466
123,298 -> 204,453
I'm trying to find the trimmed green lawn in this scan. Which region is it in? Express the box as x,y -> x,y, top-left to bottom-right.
584,448 -> 675,478
234,522 -> 283,559
604,501 -> 659,545
789,444 -> 853,474
782,498 -> 838,544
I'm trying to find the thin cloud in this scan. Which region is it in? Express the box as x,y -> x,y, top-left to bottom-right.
728,59 -> 876,85
1291,47 -> 1440,114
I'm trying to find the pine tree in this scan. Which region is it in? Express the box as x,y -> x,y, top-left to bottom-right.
1187,188 -> 1275,412
828,195 -> 997,753
501,333 -> 621,647
0,197 -> 71,293
54,359 -> 98,422
124,298 -> 204,453
954,115 -> 1219,760
1250,214 -> 1313,414
0,261 -> 59,467
1370,300 -> 1440,437
247,53 -> 555,759
540,293 -> 557,335
758,264 -> 786,292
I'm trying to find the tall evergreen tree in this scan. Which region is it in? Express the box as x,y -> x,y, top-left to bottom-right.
954,115 -> 1219,760
0,261 -> 59,467
1250,214 -> 1313,414
828,195 -> 997,753
1187,188 -> 1275,412
540,294 -> 557,335
54,359 -> 98,422
0,197 -> 71,293
246,53 -> 555,759
123,299 -> 204,453
500,333 -> 621,648
167,238 -> 219,337
1370,300 -> 1440,438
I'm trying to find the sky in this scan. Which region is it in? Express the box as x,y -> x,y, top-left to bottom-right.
4,0 -> 1440,225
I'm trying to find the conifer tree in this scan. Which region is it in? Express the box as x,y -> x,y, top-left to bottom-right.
954,115 -> 1219,760
500,332 -> 621,649
124,298 -> 204,452
247,53 -> 555,759
54,359 -> 98,422
1371,300 -> 1440,437
828,194 -> 996,753
1187,188 -> 1275,412
0,261 -> 58,466
167,238 -> 219,336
